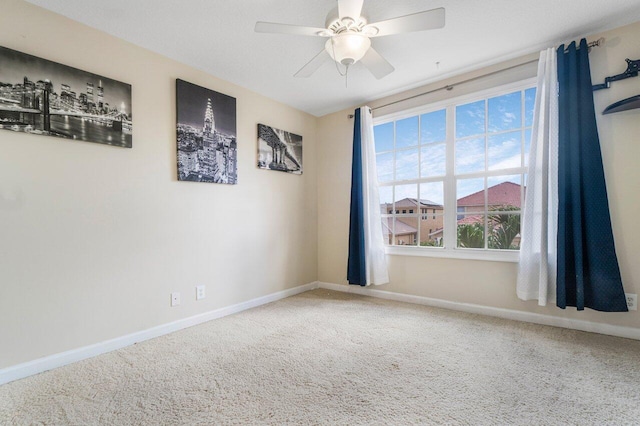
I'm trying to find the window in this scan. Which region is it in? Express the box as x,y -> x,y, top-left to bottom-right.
375,80 -> 535,260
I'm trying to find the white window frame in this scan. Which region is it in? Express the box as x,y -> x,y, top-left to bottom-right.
374,78 -> 536,263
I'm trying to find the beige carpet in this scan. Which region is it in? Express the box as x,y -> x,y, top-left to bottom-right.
1,289 -> 640,425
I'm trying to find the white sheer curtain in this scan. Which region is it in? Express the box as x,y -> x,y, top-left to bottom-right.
516,49 -> 559,305
359,107 -> 389,285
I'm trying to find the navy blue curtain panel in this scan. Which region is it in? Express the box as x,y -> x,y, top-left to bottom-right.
347,108 -> 366,286
556,39 -> 627,312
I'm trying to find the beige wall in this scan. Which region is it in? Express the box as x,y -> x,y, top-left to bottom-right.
2,0 -> 639,373
318,21 -> 640,329
0,0 -> 317,369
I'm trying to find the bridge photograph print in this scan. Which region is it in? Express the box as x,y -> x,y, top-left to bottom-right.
0,46 -> 132,148
176,79 -> 237,184
257,123 -> 303,175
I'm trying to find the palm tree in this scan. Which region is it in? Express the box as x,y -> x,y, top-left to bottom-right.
457,223 -> 485,248
488,205 -> 521,250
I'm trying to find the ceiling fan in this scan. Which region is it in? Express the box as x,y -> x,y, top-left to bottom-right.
255,0 -> 445,80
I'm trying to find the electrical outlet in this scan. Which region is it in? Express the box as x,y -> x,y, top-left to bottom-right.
196,285 -> 206,300
625,293 -> 637,311
171,292 -> 181,307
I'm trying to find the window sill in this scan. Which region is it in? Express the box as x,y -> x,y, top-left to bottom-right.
384,246 -> 519,263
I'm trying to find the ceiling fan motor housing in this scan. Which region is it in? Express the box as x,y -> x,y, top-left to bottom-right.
325,6 -> 367,32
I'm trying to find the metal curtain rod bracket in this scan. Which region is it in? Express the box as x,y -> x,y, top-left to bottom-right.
564,37 -> 605,53
589,37 -> 605,49
593,58 -> 640,91
347,107 -> 371,119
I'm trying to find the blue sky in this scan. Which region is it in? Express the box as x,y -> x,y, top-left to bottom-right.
375,88 -> 535,206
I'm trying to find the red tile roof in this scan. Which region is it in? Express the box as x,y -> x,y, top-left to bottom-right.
457,182 -> 522,208
457,215 -> 484,225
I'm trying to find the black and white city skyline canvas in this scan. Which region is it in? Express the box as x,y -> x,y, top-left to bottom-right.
0,45 -> 133,148
176,79 -> 237,184
257,123 -> 303,175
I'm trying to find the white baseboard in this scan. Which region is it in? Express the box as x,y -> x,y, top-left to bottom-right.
318,282 -> 640,341
4,280 -> 636,386
0,281 -> 319,386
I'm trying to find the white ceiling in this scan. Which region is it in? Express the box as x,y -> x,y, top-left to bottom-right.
25,0 -> 640,117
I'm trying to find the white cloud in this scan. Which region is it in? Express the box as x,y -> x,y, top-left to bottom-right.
376,152 -> 394,182
395,183 -> 417,201
420,144 -> 446,177
456,138 -> 484,172
395,149 -> 419,180
489,154 -> 521,170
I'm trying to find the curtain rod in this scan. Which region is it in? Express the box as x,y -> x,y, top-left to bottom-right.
347,38 -> 605,118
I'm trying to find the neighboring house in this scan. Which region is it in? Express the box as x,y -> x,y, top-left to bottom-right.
381,198 -> 443,245
431,181 -> 523,244
385,182 -> 524,245
382,217 -> 417,245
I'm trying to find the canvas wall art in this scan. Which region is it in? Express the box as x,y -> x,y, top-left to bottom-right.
257,123 -> 302,175
0,46 -> 132,148
176,79 -> 237,184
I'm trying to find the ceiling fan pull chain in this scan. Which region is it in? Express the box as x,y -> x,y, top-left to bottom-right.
331,37 -> 348,77
345,63 -> 350,88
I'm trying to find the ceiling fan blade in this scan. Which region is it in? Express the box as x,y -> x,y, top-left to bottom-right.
255,22 -> 329,37
364,8 -> 445,37
294,49 -> 331,78
338,0 -> 364,20
360,47 -> 395,79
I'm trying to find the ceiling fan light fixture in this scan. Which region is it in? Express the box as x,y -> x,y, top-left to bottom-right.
325,32 -> 371,65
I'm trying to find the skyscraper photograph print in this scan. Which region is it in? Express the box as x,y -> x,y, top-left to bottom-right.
176,79 -> 237,184
257,123 -> 303,175
0,45 -> 133,148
